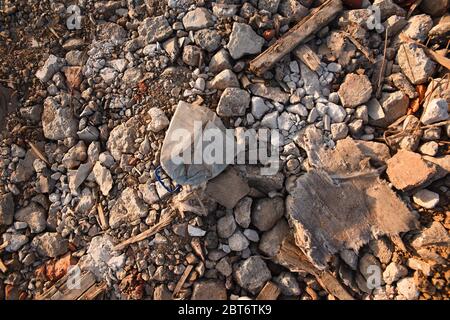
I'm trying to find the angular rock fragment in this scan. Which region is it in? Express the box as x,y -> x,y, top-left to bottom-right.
386,150 -> 437,191
42,96 -> 78,140
259,218 -> 290,257
397,43 -> 436,85
148,107 -> 170,133
109,188 -> 147,229
182,8 -> 214,31
205,167 -> 250,209
14,202 -> 47,234
93,162 -> 113,196
209,69 -> 239,90
217,88 -> 250,117
107,117 -> 139,161
338,74 -> 373,108
227,23 -> 264,60
191,280 -> 227,300
32,232 -> 68,258
370,91 -> 409,127
252,197 -> 285,232
36,55 -> 65,83
420,98 -> 449,125
139,16 -> 173,44
234,256 -> 272,294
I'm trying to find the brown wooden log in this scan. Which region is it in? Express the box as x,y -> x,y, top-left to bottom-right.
294,45 -> 322,72
249,0 -> 343,76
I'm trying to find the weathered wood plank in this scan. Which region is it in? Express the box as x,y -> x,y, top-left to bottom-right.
249,0 -> 343,76
256,281 -> 280,300
293,45 -> 322,72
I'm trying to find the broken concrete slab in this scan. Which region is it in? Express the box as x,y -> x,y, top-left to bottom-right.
205,167 -> 250,209
338,73 -> 373,108
286,130 -> 419,269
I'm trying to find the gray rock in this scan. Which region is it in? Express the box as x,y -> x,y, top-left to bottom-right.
234,197 -> 252,228
412,189 -> 440,209
209,69 -> 239,90
227,23 -> 264,60
4,234 -> 28,252
14,202 -> 47,234
340,249 -> 358,270
373,0 -> 406,21
359,253 -> 382,281
109,188 -> 148,229
274,272 -> 301,296
36,55 -> 65,82
139,16 -> 173,44
327,103 -> 347,123
371,91 -> 409,127
216,258 -> 232,276
209,49 -> 233,74
402,14 -> 433,43
122,67 -> 143,85
42,95 -> 78,140
278,112 -> 295,131
279,0 -> 308,21
182,8 -> 214,31
243,229 -> 259,242
217,214 -> 237,239
420,98 -> 449,125
228,231 -> 250,251
217,88 -> 250,117
369,238 -> 393,265
191,280 -> 227,300
397,277 -> 419,300
261,111 -> 279,129
384,15 -> 408,37
194,29 -> 222,53
251,97 -> 271,120
411,221 -> 450,249
11,150 -> 36,183
397,43 -> 436,85
93,162 -> 113,196
258,218 -> 289,257
252,197 -> 285,232
258,0 -> 280,13
418,141 -> 439,156
338,73 -> 373,108
300,62 -> 321,97
331,123 -> 348,140
383,262 -> 408,285
234,256 -> 272,294
139,181 -> 159,205
32,232 -> 68,258
287,104 -> 308,117
182,45 -> 204,67
107,117 -> 139,161
148,107 -> 170,132
0,193 -> 14,227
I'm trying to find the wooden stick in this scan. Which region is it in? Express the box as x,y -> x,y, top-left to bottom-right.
97,203 -> 109,231
343,32 -> 376,64
0,258 -> 7,273
172,264 -> 194,299
113,211 -> 176,251
249,0 -> 343,76
293,45 -> 322,72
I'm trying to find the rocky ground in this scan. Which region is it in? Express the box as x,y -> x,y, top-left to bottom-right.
0,0 -> 449,300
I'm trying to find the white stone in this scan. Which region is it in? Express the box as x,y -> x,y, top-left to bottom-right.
412,189 -> 439,209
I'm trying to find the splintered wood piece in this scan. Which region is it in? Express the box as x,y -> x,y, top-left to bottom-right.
97,203 -> 109,231
294,45 -> 322,72
50,272 -> 96,300
275,235 -> 355,300
27,141 -> 50,165
0,258 -> 7,273
113,211 -> 176,251
0,240 -> 9,251
249,0 -> 343,76
172,264 -> 194,299
256,281 -> 280,300
78,282 -> 107,300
